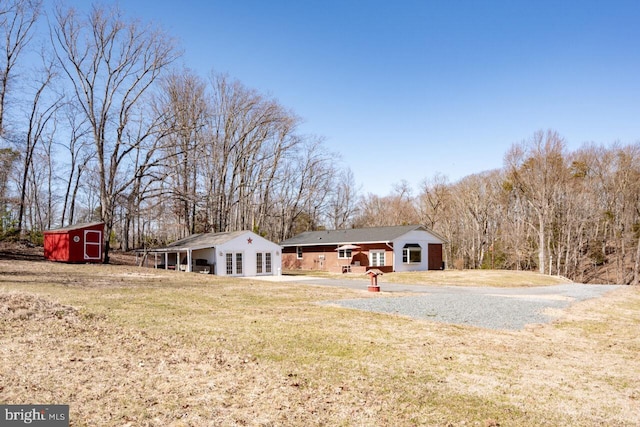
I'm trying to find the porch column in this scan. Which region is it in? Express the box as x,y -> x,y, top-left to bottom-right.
186,250 -> 192,273
164,252 -> 168,270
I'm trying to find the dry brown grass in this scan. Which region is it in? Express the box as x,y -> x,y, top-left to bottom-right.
1,260 -> 639,426
288,268 -> 572,287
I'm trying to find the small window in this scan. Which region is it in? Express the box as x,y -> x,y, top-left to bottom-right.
338,249 -> 352,259
403,244 -> 422,264
296,246 -> 303,259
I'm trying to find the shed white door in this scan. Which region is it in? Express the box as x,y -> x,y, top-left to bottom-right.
84,230 -> 102,260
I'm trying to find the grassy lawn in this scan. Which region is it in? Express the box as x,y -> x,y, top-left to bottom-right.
1,260 -> 639,426
286,269 -> 573,287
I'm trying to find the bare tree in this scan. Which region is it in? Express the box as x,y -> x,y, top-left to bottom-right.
0,146 -> 18,230
447,171 -> 504,269
15,54 -> 61,235
59,104 -> 93,226
267,137 -> 336,239
353,181 -> 419,228
418,172 -> 450,230
250,115 -> 299,237
504,130 -> 568,274
202,73 -> 305,240
51,4 -> 179,262
0,0 -> 41,135
156,69 -> 209,237
327,168 -> 360,229
25,126 -> 56,231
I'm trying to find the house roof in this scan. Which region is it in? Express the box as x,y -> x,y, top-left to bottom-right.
280,225 -> 445,247
44,222 -> 105,233
156,230 -> 250,252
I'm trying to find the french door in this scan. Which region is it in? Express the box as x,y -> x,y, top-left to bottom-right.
225,252 -> 244,276
369,250 -> 385,267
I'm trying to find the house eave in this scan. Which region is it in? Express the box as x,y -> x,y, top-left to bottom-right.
145,244 -> 216,253
281,240 -> 393,248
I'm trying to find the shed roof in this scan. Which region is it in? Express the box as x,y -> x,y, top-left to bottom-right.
44,222 -> 104,234
280,225 -> 445,247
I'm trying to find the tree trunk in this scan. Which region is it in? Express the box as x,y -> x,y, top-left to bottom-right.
538,213 -> 546,274
633,233 -> 640,285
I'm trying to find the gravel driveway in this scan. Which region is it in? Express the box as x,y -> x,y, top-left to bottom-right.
308,279 -> 621,331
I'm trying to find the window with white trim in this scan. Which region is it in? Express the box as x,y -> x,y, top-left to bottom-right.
402,244 -> 422,264
296,246 -> 303,259
338,249 -> 352,259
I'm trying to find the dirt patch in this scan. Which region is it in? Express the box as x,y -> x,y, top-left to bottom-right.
0,241 -> 45,262
107,251 -> 138,265
0,292 -> 78,321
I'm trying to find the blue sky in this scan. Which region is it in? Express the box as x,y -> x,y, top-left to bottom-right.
63,0 -> 640,195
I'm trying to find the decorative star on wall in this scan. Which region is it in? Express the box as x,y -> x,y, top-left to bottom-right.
247,238 -> 253,244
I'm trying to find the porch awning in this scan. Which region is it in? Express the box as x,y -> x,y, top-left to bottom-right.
335,244 -> 360,251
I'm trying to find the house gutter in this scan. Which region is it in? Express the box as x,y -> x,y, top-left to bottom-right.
281,240 -> 392,247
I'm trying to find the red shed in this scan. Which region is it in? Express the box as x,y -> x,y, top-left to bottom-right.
44,222 -> 104,263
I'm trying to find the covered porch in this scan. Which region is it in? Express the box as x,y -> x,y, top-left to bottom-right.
136,247 -> 215,274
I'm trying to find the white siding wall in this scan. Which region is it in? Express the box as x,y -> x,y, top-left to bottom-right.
392,230 -> 443,272
215,232 -> 282,277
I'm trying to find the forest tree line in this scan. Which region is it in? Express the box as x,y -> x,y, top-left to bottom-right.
354,130 -> 640,285
1,1 -> 638,284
